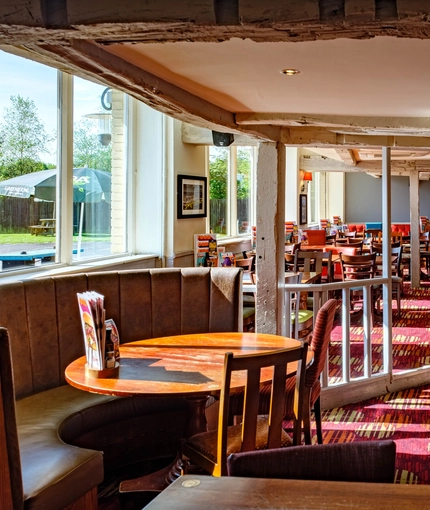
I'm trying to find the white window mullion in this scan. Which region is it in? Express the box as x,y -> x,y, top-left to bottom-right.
230,146 -> 238,236
57,70 -> 74,264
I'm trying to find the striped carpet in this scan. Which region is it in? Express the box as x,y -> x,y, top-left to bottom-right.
323,282 -> 430,484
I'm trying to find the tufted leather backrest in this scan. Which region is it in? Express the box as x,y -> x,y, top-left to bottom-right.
0,267 -> 242,400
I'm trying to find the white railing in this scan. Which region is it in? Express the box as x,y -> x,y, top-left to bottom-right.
283,276 -> 415,406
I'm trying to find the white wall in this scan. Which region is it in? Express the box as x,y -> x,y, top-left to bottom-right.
133,101 -> 165,255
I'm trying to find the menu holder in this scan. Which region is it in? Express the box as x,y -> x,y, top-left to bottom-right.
77,292 -> 120,377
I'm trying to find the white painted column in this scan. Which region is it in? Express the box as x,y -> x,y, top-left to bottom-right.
255,142 -> 286,335
410,170 -> 420,289
381,147 -> 392,374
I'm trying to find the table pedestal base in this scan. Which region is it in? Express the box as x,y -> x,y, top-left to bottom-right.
119,396 -> 209,499
119,454 -> 182,495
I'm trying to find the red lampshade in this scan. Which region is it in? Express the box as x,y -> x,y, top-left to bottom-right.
303,172 -> 313,182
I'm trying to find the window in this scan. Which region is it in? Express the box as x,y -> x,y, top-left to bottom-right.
308,173 -> 318,225
0,50 -> 128,273
209,145 -> 255,237
72,77 -> 127,260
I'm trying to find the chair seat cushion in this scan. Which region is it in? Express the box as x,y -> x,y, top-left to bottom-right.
243,294 -> 255,305
185,415 -> 292,461
243,306 -> 256,319
291,309 -> 313,324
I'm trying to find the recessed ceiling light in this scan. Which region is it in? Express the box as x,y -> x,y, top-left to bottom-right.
281,68 -> 300,76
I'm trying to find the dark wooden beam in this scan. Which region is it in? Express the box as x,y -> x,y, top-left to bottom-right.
2,1 -> 430,45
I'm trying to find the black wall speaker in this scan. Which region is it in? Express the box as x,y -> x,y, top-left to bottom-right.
212,131 -> 234,147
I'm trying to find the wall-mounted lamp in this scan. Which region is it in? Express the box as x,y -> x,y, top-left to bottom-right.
300,171 -> 312,192
84,88 -> 112,146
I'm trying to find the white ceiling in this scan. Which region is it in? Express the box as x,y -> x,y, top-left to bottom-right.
107,36 -> 430,118
104,35 -> 430,167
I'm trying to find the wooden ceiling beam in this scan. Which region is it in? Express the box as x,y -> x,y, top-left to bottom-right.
300,153 -> 430,173
334,149 -> 357,166
282,128 -> 430,150
236,112 -> 430,135
32,40 -> 280,142
2,1 -> 430,46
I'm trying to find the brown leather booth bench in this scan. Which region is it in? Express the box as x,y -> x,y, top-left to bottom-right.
0,267 -> 242,510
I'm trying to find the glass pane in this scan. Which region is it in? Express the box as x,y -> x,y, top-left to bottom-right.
209,146 -> 228,236
237,147 -> 252,235
73,78 -> 127,259
0,50 -> 58,272
309,178 -> 317,224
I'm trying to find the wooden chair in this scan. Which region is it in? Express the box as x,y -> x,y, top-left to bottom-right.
227,440 -> 396,483
364,228 -> 381,246
235,256 -> 254,272
283,298 -> 337,444
285,242 -> 301,271
0,327 -> 24,510
334,238 -> 348,245
377,230 -> 403,245
284,272 -> 314,339
345,231 -> 357,238
370,244 -> 403,317
237,256 -> 256,329
294,250 -> 332,284
325,233 -> 336,245
181,343 -> 309,477
339,252 -> 380,320
345,238 -> 364,253
227,300 -> 336,446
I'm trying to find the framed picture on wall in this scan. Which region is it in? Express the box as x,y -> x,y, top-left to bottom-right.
177,174 -> 207,219
299,194 -> 307,225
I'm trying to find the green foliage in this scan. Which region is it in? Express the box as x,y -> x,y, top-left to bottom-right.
209,147 -> 228,199
73,118 -> 111,172
0,95 -> 54,179
236,147 -> 252,199
209,147 -> 251,200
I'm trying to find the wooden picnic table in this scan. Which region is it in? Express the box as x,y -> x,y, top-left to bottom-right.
28,218 -> 56,236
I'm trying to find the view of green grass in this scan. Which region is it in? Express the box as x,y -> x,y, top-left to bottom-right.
0,233 -> 111,244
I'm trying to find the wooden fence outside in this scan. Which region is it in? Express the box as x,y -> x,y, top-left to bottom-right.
210,198 -> 250,234
0,197 -> 110,234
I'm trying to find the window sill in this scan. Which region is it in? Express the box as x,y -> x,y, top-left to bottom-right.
0,254 -> 160,284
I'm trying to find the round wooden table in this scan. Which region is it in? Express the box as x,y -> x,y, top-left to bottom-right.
65,332 -> 312,493
65,331 -> 309,401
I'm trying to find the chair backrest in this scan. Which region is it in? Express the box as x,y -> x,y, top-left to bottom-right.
294,250 -> 331,278
304,230 -> 326,246
389,245 -> 403,277
284,272 -> 303,338
377,231 -> 403,245
0,328 -> 24,509
345,231 -> 357,238
305,299 -> 337,390
227,440 -> 396,483
364,228 -> 380,242
325,234 -> 336,244
285,243 -> 301,271
285,242 -> 301,254
339,253 -> 377,281
217,343 -> 308,473
235,256 -> 254,272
